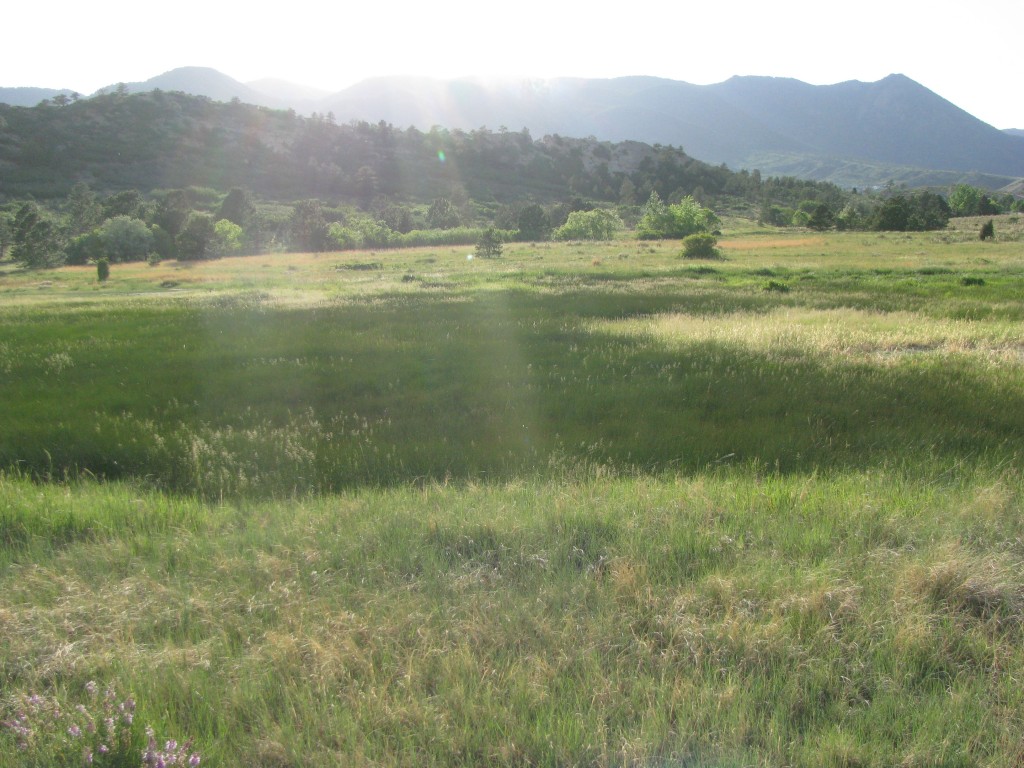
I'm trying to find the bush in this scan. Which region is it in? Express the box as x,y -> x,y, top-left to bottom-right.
637,192 -> 719,239
681,233 -> 720,259
553,209 -> 622,241
96,257 -> 110,282
980,219 -> 995,241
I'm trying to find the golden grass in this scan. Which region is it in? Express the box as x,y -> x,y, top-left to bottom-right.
590,307 -> 1024,366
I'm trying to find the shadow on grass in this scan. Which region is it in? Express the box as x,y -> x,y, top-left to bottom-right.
2,289 -> 1022,496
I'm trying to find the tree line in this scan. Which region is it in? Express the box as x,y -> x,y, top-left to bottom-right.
1,91 -> 1021,268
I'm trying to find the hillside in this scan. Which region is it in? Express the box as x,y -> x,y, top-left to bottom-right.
0,90 -> 841,209
103,69 -> 1024,183
314,74 -> 1024,184
6,68 -> 1021,189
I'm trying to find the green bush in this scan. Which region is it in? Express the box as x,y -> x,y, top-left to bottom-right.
681,233 -> 720,259
637,192 -> 719,239
96,257 -> 110,282
553,209 -> 622,241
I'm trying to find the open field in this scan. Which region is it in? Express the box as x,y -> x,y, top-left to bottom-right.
2,221 -> 1024,766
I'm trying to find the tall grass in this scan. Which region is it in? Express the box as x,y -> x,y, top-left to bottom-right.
2,284 -> 1022,497
2,227 -> 1024,764
2,467 -> 1023,765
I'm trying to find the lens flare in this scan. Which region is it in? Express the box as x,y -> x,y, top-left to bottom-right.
437,150 -> 446,163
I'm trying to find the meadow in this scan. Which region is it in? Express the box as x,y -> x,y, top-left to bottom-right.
1,217 -> 1023,766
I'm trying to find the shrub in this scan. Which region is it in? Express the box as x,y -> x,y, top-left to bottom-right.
763,279 -> 790,293
681,233 -> 720,259
980,219 -> 995,241
637,192 -> 719,239
96,257 -> 110,282
553,209 -> 622,241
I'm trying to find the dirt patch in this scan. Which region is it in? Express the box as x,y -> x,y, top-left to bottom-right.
719,237 -> 826,250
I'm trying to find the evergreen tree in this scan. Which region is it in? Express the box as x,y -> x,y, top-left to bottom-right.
289,200 -> 329,252
475,227 -> 503,258
11,202 -> 64,268
65,182 -> 103,236
517,204 -> 551,241
217,187 -> 256,227
427,197 -> 461,229
176,212 -> 216,260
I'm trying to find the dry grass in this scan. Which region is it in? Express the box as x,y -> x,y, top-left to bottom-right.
590,308 -> 1024,366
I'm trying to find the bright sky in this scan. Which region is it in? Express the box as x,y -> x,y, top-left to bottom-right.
4,0 -> 1022,129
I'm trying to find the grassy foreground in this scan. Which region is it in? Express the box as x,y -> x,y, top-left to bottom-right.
2,220 -> 1024,766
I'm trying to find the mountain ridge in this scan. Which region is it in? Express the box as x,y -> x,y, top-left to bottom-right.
2,67 -> 1023,188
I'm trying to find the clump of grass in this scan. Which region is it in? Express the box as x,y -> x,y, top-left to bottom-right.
909,548 -> 1024,630
763,279 -> 790,292
960,276 -> 985,286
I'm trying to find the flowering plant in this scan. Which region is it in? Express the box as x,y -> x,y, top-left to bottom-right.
2,682 -> 200,767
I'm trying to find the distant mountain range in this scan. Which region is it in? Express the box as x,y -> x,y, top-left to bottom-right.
3,67 -> 1023,190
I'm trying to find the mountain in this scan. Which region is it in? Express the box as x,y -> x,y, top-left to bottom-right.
316,74 -> 1024,184
0,87 -> 77,107
3,67 -> 1023,188
97,66 -> 266,104
4,89 -> 841,209
1006,129 -> 1024,138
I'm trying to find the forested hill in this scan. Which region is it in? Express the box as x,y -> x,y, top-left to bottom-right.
316,74 -> 1024,180
0,90 -> 837,208
40,67 -> 1020,188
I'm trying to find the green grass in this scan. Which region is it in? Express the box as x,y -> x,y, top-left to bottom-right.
2,223 -> 1024,765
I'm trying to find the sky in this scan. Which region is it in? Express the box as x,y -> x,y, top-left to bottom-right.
4,0 -> 1022,129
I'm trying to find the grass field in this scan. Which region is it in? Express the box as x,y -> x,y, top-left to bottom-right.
2,218 -> 1023,766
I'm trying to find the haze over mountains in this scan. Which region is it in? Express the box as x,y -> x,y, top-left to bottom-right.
3,66 -> 1023,190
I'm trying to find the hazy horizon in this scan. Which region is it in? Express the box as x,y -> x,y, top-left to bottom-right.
5,0 -> 1022,129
